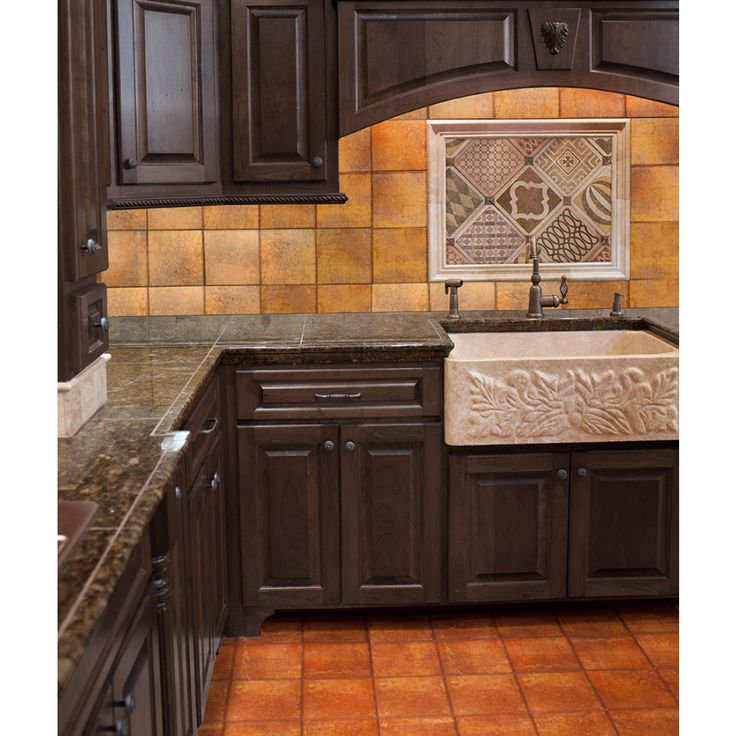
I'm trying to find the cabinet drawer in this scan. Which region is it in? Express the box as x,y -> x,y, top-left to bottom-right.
236,365 -> 442,420
183,375 -> 221,479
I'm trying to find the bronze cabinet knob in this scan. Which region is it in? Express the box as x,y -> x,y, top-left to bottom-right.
576,467 -> 588,478
210,472 -> 221,491
125,158 -> 138,169
311,156 -> 324,168
556,469 -> 568,480
81,238 -> 102,255
323,440 -> 335,452
344,441 -> 356,453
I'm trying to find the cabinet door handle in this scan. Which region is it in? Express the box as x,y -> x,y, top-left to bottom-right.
556,469 -> 568,480
81,237 -> 102,256
201,417 -> 219,435
344,441 -> 356,452
314,392 -> 362,401
576,467 -> 588,478
311,155 -> 324,168
175,485 -> 183,502
94,316 -> 110,332
114,717 -> 129,736
210,472 -> 221,491
323,440 -> 335,452
125,158 -> 138,169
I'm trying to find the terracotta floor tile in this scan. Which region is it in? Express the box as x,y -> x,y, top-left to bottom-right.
658,666 -> 679,697
556,608 -> 629,638
587,670 -> 677,710
445,674 -> 526,716
570,636 -> 651,671
303,614 -> 367,643
204,681 -> 229,722
518,671 -> 602,715
213,641 -> 236,680
494,610 -> 563,639
223,722 -> 301,736
617,604 -> 679,634
438,639 -> 511,675
303,719 -> 378,735
374,677 -> 451,718
378,717 -> 456,735
304,642 -> 372,678
233,642 -> 302,679
367,614 -> 433,642
431,613 -> 498,641
609,708 -> 679,735
504,637 -> 579,673
226,680 -> 302,722
635,633 -> 679,668
455,714 -> 537,735
534,711 -> 617,735
371,641 -> 442,677
303,678 -> 376,720
200,723 -> 225,735
255,615 -> 304,643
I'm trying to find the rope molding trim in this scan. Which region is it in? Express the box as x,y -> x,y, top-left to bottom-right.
108,193 -> 349,209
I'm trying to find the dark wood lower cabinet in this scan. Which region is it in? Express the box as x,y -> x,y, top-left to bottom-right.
448,452 -> 570,603
568,448 -> 679,598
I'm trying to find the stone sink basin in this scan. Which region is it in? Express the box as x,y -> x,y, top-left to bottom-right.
445,330 -> 679,446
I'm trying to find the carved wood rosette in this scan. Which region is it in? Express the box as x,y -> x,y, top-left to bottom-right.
542,21 -> 569,55
528,8 -> 581,71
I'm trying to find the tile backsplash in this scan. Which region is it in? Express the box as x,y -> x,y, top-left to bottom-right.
105,87 -> 678,316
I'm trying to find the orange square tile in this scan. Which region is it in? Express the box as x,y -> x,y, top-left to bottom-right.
390,108 -> 428,121
304,720 -> 378,736
304,642 -> 372,678
204,230 -> 260,285
233,642 -> 302,679
429,282 -> 496,312
107,208 -> 147,230
260,204 -> 316,229
587,669 -> 676,710
317,173 -> 372,228
504,637 -> 579,673
629,278 -> 678,307
556,608 -> 629,638
226,679 -> 301,721
431,613 -> 498,641
260,229 -> 315,284
616,604 -> 678,635
303,678 -> 376,720
379,717 -> 456,736
316,228 -> 372,283
446,674 -> 526,716
371,283 -> 428,312
373,172 -> 427,228
371,120 -> 427,171
204,680 -> 229,722
148,206 -> 202,229
635,634 -> 678,668
428,93 -> 494,119
561,280 -> 629,309
570,636 -> 651,671
317,284 -> 372,313
518,671 -> 602,715
630,222 -> 679,280
368,614 -> 433,642
494,610 -> 563,639
437,639 -> 511,675
626,95 -> 679,118
631,166 -> 679,222
107,287 -> 148,316
203,205 -> 259,230
106,231 -> 148,286
257,615 -> 303,643
534,711 -> 617,736
559,88 -> 625,117
200,724 -> 224,736
213,642 -> 236,680
493,88 -> 559,118
205,286 -> 260,314
339,128 -> 372,173
631,118 -> 679,166
373,228 -> 427,282
224,722 -> 300,736
609,708 -> 679,735
456,714 -> 537,735
375,677 -> 451,718
148,230 -> 204,286
302,614 -> 367,643
148,286 -> 204,315
261,285 -> 316,313
494,281 -> 534,310
658,667 -> 679,697
371,641 -> 441,677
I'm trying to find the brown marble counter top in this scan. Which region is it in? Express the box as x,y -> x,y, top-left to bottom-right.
58,307 -> 678,692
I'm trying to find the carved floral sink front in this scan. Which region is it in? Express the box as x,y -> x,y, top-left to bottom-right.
444,330 -> 679,446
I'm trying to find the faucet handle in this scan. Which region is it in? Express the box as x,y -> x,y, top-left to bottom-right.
444,278 -> 463,294
559,275 -> 568,305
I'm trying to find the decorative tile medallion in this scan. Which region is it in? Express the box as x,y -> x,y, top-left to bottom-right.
428,120 -> 630,281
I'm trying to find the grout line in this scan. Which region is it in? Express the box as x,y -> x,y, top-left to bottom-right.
430,617 -> 461,736
300,619 -> 305,736
366,616 -> 382,734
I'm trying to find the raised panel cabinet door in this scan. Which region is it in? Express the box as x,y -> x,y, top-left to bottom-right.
340,423 -> 442,605
568,448 -> 679,598
238,424 -> 341,607
113,0 -> 218,184
448,452 -> 570,603
231,0 -> 328,182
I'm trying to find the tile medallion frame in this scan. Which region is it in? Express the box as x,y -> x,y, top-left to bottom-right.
428,119 -> 630,281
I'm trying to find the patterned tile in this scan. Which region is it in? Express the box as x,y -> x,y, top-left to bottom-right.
453,138 -> 525,197
573,173 -> 613,235
495,167 -> 563,235
534,137 -> 603,195
453,205 -> 526,264
536,207 -> 602,263
445,167 -> 484,236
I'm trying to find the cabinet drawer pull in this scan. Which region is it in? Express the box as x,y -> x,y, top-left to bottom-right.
576,467 -> 588,478
323,440 -> 335,452
200,417 -> 219,435
314,392 -> 362,401
175,485 -> 183,502
81,237 -> 102,256
94,316 -> 110,332
311,155 -> 324,168
344,441 -> 356,453
210,472 -> 221,491
125,158 -> 138,169
556,469 -> 568,480
114,717 -> 129,736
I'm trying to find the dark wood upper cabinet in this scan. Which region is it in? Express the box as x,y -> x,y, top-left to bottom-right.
448,452 -> 570,603
568,448 -> 679,598
231,0 -> 329,183
340,423 -> 442,605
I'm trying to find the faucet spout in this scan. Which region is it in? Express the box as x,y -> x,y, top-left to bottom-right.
525,237 -> 569,319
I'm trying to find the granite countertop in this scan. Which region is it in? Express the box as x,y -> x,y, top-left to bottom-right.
58,307 -> 678,691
